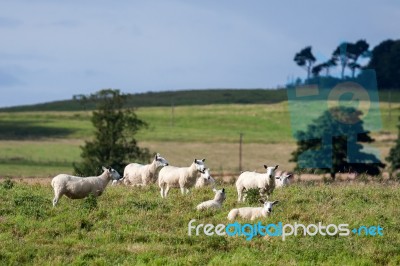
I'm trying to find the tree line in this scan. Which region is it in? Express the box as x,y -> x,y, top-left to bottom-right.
294,39 -> 400,89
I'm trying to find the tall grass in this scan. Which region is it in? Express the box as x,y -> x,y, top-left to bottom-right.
0,181 -> 399,265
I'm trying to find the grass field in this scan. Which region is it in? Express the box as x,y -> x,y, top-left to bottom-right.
0,180 -> 399,265
1,91 -> 400,265
0,102 -> 399,177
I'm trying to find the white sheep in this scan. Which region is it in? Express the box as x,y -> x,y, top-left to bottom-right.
227,199 -> 279,221
51,166 -> 121,207
158,158 -> 206,198
275,172 -> 292,188
236,165 -> 278,202
195,168 -> 216,189
196,188 -> 226,211
123,153 -> 169,186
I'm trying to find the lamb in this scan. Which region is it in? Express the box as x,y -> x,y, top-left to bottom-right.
275,172 -> 292,188
196,188 -> 226,210
195,168 -> 216,189
123,153 -> 169,186
235,165 -> 278,202
51,166 -> 121,207
158,158 -> 206,198
227,199 -> 279,221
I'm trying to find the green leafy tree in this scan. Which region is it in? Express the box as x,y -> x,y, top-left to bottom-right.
367,39 -> 400,89
290,107 -> 384,180
333,40 -> 370,79
387,117 -> 400,172
294,46 -> 316,80
73,89 -> 150,176
322,58 -> 337,76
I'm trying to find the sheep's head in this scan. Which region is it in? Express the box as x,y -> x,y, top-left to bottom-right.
102,166 -> 121,180
200,168 -> 215,182
194,158 -> 206,172
212,188 -> 226,202
277,173 -> 292,186
264,165 -> 279,180
155,153 -> 169,167
259,199 -> 279,213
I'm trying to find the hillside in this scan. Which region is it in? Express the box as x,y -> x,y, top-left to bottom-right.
0,89 -> 287,112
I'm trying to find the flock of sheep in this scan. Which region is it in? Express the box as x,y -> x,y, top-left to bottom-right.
51,153 -> 292,220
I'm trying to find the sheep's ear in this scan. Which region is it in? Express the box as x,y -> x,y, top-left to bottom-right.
274,165 -> 279,170
259,199 -> 265,204
202,158 -> 206,162
212,188 -> 217,193
222,188 -> 225,193
102,166 -> 107,171
264,165 -> 268,169
272,201 -> 279,205
194,159 -> 197,163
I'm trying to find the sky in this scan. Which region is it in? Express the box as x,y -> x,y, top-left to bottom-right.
0,0 -> 399,107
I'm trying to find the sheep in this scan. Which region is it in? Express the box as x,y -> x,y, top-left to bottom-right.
195,168 -> 216,189
275,171 -> 292,188
227,199 -> 279,221
51,166 -> 121,207
196,188 -> 226,211
123,153 -> 169,187
235,165 -> 278,202
158,158 -> 206,198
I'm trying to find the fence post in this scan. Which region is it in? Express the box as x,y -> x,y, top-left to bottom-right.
239,133 -> 243,172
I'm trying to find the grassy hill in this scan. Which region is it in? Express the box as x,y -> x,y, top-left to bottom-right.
0,180 -> 399,264
1,88 -> 400,112
0,89 -> 287,112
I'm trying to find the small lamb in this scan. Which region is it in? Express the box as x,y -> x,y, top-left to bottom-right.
236,165 -> 278,202
275,172 -> 292,188
196,188 -> 226,211
227,199 -> 279,221
123,153 -> 169,186
158,158 -> 206,198
51,166 -> 121,206
195,168 -> 216,189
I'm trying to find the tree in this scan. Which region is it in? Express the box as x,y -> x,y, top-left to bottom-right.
348,40 -> 370,78
73,89 -> 150,176
321,58 -> 337,76
367,39 -> 400,89
311,63 -> 324,77
294,46 -> 316,80
386,117 -> 400,172
290,106 -> 384,180
333,42 -> 351,79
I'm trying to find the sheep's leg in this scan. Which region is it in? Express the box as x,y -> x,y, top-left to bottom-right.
237,187 -> 243,202
164,186 -> 170,198
53,193 -> 62,207
160,183 -> 166,198
180,186 -> 186,195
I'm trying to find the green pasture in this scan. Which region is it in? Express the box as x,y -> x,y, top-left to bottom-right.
0,180 -> 399,265
0,102 -> 399,177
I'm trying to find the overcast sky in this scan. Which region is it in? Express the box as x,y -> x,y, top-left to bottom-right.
0,0 -> 399,107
